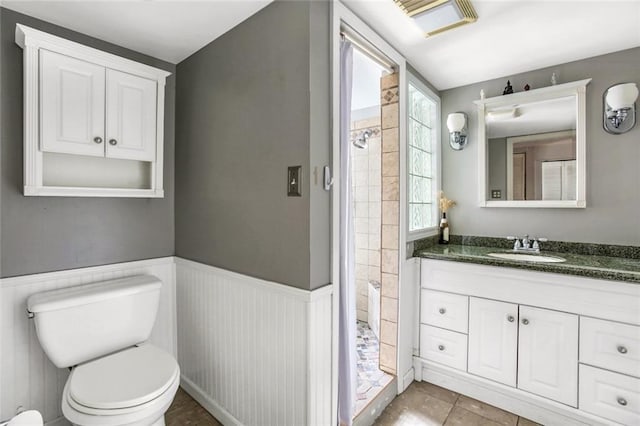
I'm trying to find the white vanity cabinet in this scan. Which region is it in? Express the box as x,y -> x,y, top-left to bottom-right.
416,259 -> 640,426
467,299 -> 578,405
468,298 -> 518,387
517,306 -> 578,406
16,24 -> 171,197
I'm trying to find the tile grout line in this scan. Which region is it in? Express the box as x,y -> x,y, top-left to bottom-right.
441,394 -> 460,425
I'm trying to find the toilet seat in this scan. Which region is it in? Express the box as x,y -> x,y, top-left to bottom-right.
62,344 -> 180,426
69,344 -> 178,413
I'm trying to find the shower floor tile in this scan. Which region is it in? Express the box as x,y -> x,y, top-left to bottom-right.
356,320 -> 394,415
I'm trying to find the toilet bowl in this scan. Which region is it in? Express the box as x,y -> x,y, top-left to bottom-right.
62,344 -> 180,426
27,276 -> 179,426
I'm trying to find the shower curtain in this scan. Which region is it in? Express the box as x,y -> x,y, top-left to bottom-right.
338,39 -> 357,426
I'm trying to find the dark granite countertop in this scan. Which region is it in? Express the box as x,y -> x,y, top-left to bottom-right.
414,237 -> 640,284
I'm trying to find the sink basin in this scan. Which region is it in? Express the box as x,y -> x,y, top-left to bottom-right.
487,252 -> 566,263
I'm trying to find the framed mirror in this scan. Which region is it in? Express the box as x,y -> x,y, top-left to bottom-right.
476,79 -> 591,208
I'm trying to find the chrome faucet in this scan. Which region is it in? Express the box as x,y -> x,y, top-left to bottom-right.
507,235 -> 547,253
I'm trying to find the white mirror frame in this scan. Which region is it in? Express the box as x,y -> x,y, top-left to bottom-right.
476,78 -> 591,208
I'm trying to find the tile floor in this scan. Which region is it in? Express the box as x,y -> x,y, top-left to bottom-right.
166,388 -> 222,426
374,381 -> 541,426
356,320 -> 394,415
168,382 -> 540,426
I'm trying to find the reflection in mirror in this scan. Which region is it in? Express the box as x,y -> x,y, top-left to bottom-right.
487,97 -> 577,201
477,79 -> 590,208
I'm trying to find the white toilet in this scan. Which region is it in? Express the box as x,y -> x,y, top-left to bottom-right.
27,275 -> 180,426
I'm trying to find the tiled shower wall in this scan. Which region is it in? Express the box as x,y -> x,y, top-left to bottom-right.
379,72 -> 400,375
351,112 -> 382,322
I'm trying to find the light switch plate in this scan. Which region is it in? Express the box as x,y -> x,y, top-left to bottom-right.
288,166 -> 302,197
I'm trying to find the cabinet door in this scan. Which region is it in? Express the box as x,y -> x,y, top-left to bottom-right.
468,298 -> 518,387
518,306 -> 578,407
40,50 -> 105,157
106,69 -> 157,162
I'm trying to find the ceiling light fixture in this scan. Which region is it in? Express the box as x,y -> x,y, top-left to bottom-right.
394,0 -> 478,37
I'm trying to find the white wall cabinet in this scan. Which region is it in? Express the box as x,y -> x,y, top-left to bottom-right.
416,259 -> 640,426
467,298 -> 518,387
16,24 -> 171,197
40,50 -> 106,157
105,69 -> 158,162
517,306 -> 578,407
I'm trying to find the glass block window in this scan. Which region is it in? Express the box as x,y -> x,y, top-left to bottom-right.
408,78 -> 439,237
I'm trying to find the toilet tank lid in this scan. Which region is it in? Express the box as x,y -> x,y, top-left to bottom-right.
27,275 -> 162,314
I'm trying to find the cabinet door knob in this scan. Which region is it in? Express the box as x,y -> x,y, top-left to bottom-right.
438,345 -> 445,351
93,136 -> 103,144
617,397 -> 627,406
521,318 -> 529,325
617,346 -> 628,354
438,308 -> 446,314
507,315 -> 515,323
109,139 -> 118,146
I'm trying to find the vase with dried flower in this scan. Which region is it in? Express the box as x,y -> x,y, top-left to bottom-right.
438,191 -> 456,244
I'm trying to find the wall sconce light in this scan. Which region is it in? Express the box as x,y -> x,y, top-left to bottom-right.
447,112 -> 468,150
603,82 -> 638,134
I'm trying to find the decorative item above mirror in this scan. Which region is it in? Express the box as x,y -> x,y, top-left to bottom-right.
476,79 -> 591,208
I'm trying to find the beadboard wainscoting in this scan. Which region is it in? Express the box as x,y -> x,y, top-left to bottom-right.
0,257 -> 177,426
175,258 -> 333,426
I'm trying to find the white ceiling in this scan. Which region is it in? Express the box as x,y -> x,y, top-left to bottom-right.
0,0 -> 273,64
487,96 -> 576,138
343,0 -> 640,90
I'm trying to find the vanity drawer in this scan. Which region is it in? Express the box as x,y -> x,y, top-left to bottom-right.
420,324 -> 467,371
580,317 -> 640,378
421,289 -> 468,333
579,364 -> 640,425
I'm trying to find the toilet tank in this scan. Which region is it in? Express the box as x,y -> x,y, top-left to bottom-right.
27,275 -> 162,368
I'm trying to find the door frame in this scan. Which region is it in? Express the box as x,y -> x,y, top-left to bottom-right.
330,1 -> 408,421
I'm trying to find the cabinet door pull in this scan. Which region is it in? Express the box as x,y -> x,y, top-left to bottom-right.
521,318 -> 529,325
93,136 -> 103,144
507,315 -> 515,323
438,344 -> 445,351
109,139 -> 118,146
617,397 -> 627,406
617,345 -> 628,354
438,308 -> 446,314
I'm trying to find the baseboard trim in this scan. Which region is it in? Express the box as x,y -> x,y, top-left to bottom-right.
180,376 -> 242,426
400,367 -> 414,393
414,358 -> 611,426
44,417 -> 70,426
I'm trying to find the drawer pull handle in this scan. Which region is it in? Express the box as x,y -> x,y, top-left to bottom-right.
521,318 -> 529,325
109,139 -> 118,146
438,308 -> 446,315
438,345 -> 445,351
617,346 -> 628,354
507,315 -> 515,323
617,397 -> 627,406
93,136 -> 103,144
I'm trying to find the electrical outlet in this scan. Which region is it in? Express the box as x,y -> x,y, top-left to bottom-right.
288,166 -> 302,196
491,189 -> 502,199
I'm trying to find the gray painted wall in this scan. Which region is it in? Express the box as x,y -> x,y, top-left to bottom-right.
0,8 -> 176,277
441,47 -> 640,245
175,1 -> 331,290
308,0 -> 331,290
